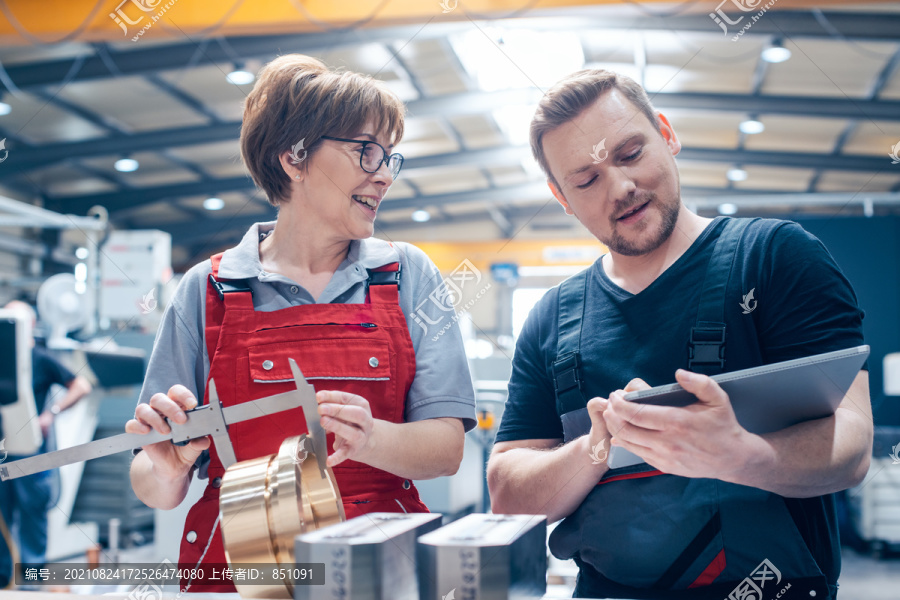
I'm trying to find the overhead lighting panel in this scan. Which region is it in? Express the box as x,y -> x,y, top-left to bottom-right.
449,28 -> 584,92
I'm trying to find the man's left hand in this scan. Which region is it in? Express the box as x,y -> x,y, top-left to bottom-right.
603,370 -> 766,480
38,411 -> 54,439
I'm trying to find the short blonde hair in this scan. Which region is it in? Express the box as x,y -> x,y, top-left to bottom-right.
241,54 -> 406,205
530,69 -> 661,188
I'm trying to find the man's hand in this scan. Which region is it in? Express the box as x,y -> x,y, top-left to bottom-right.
603,370 -> 764,480
38,411 -> 54,439
586,397 -> 611,465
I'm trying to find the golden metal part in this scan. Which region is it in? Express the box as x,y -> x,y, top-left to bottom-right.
220,435 -> 345,599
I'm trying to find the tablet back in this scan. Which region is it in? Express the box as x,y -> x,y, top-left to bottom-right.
607,345 -> 870,470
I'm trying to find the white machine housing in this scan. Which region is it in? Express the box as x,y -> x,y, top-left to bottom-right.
99,229 -> 172,321
0,309 -> 42,455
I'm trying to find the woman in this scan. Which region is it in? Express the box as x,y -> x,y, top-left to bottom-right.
126,54 -> 476,593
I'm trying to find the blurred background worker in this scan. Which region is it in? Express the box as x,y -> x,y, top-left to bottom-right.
0,300 -> 92,589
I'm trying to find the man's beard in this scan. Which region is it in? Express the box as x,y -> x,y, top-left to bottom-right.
602,194 -> 680,257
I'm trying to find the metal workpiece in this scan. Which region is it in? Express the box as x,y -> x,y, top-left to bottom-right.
295,512 -> 443,600
221,435 -> 345,600
417,514 -> 547,600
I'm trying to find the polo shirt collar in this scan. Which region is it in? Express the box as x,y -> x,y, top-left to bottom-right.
217,221 -> 401,281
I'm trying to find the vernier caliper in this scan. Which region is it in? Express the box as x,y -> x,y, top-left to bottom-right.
0,358 -> 328,482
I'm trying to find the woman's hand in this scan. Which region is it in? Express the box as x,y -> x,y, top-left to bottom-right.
316,390 -> 376,467
125,385 -> 210,482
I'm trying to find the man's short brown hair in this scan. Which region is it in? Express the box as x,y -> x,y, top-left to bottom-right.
529,69 -> 661,189
241,54 -> 406,206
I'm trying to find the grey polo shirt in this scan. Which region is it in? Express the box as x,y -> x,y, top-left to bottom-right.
138,222 -> 477,433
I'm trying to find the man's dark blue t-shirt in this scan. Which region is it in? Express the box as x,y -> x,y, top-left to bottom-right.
0,345 -> 74,445
31,345 -> 75,415
496,216 -> 866,591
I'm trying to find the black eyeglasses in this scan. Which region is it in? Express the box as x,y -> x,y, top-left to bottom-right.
321,136 -> 404,178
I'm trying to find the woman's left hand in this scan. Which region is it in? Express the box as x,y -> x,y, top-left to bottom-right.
316,390 -> 376,467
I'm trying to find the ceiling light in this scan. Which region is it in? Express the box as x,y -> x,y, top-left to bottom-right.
411,209 -> 431,222
0,102 -> 10,116
226,68 -> 255,85
494,104 -> 538,146
739,119 -> 765,135
521,157 -> 544,177
449,28 -> 584,92
727,168 -> 748,182
718,203 -> 738,215
75,247 -> 89,259
761,45 -> 792,63
203,197 -> 225,211
114,158 -> 139,172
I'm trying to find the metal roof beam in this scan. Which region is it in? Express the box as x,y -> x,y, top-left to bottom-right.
44,143 -> 896,215
2,11 -> 899,92
4,89 -> 900,179
162,189 -> 900,252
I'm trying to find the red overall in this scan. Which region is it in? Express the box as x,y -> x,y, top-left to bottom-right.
177,253 -> 428,592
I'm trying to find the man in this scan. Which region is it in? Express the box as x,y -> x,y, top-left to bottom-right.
0,300 -> 92,589
487,70 -> 871,600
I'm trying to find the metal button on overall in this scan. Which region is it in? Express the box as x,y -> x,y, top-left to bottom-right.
186,531 -> 198,544
369,357 -> 379,368
262,360 -> 274,370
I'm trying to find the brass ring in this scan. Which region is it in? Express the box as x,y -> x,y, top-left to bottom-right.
220,435 -> 345,598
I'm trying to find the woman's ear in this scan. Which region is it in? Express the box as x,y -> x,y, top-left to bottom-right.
279,149 -> 305,181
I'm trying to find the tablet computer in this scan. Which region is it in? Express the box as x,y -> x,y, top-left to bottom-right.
606,345 -> 870,469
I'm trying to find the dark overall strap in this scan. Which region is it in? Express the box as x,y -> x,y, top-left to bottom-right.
688,218 -> 753,376
651,218 -> 753,590
365,262 -> 401,305
553,269 -> 590,415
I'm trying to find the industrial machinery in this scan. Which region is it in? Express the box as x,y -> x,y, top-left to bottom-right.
0,308 -> 42,455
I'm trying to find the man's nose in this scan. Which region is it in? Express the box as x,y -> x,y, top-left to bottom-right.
608,167 -> 637,207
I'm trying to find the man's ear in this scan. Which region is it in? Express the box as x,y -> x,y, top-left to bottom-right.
656,112 -> 682,156
548,180 -> 574,215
